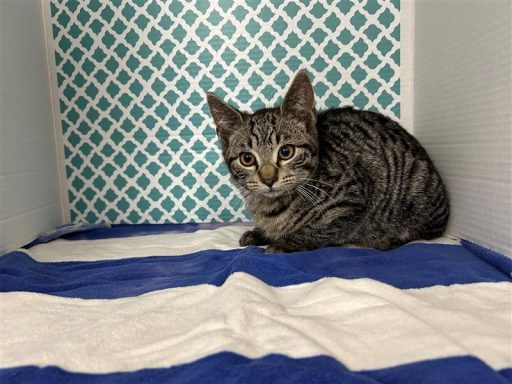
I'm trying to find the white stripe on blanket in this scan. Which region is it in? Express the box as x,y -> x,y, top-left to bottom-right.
1,274 -> 509,374
22,225 -> 460,262
23,225 -> 249,262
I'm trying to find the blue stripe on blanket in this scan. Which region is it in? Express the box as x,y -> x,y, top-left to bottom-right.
0,354 -> 509,384
461,240 -> 511,276
501,368 -> 512,382
24,223 -> 247,247
1,243 -> 509,299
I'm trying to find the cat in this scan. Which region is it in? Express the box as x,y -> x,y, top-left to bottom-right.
206,70 -> 449,253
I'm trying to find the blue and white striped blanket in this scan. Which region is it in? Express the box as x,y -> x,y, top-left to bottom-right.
1,224 -> 511,384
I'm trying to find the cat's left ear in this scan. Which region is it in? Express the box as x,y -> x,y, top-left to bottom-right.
281,69 -> 316,120
206,92 -> 244,147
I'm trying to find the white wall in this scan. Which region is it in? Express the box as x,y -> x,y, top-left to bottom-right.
413,0 -> 511,256
0,0 -> 64,254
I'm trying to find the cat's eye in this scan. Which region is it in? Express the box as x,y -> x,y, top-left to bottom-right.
239,152 -> 256,167
278,145 -> 295,160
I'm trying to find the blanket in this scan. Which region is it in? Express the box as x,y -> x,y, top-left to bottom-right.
0,224 -> 510,384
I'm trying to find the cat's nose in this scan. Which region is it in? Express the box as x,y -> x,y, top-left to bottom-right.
259,164 -> 278,187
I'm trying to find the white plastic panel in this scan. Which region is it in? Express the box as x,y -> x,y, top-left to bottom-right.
0,0 -> 64,254
413,0 -> 511,256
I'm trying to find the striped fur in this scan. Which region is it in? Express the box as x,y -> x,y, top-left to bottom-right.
207,71 -> 449,253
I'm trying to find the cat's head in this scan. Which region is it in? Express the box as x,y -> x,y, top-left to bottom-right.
207,70 -> 318,199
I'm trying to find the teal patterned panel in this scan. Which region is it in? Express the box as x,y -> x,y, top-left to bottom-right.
50,0 -> 400,224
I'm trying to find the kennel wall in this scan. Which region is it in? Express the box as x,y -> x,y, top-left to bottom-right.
0,0 -> 510,256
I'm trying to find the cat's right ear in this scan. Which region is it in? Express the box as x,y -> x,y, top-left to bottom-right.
206,92 -> 244,147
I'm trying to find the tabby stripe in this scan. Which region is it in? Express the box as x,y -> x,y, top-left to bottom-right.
358,115 -> 375,127
376,127 -> 389,144
429,205 -> 450,224
263,202 -> 290,218
295,143 -> 314,153
401,137 -> 411,152
340,179 -> 357,191
308,199 -> 365,226
291,196 -> 328,228
290,153 -> 307,167
331,130 -> 361,150
403,158 -> 420,198
265,130 -> 272,145
251,133 -> 260,147
387,150 -> 403,220
431,172 -> 441,190
397,155 -> 410,210
319,140 -> 343,170
388,131 -> 398,145
374,147 -> 393,218
354,125 -> 378,151
431,186 -> 446,208
357,116 -> 380,147
248,119 -> 256,136
320,200 -> 365,214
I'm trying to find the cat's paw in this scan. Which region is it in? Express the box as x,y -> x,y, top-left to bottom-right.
265,244 -> 288,254
374,238 -> 404,251
239,230 -> 267,246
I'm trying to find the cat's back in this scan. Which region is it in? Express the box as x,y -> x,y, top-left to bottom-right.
315,106 -> 449,242
316,106 -> 439,188
317,107 -> 427,159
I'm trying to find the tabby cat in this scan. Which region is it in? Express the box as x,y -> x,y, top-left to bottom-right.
207,70 -> 449,253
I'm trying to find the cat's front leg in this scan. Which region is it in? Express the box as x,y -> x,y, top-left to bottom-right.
239,228 -> 270,246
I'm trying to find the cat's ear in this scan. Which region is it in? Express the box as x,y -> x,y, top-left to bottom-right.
281,70 -> 315,119
206,92 -> 244,146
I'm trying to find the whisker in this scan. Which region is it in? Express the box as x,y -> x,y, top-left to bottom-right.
303,183 -> 334,200
232,195 -> 245,211
297,186 -> 321,208
299,185 -> 321,203
231,187 -> 252,211
297,177 -> 334,188
295,187 -> 310,206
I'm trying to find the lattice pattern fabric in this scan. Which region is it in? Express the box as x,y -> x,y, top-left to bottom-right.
50,0 -> 400,224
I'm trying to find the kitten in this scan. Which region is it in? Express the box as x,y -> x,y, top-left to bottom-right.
207,70 -> 449,253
